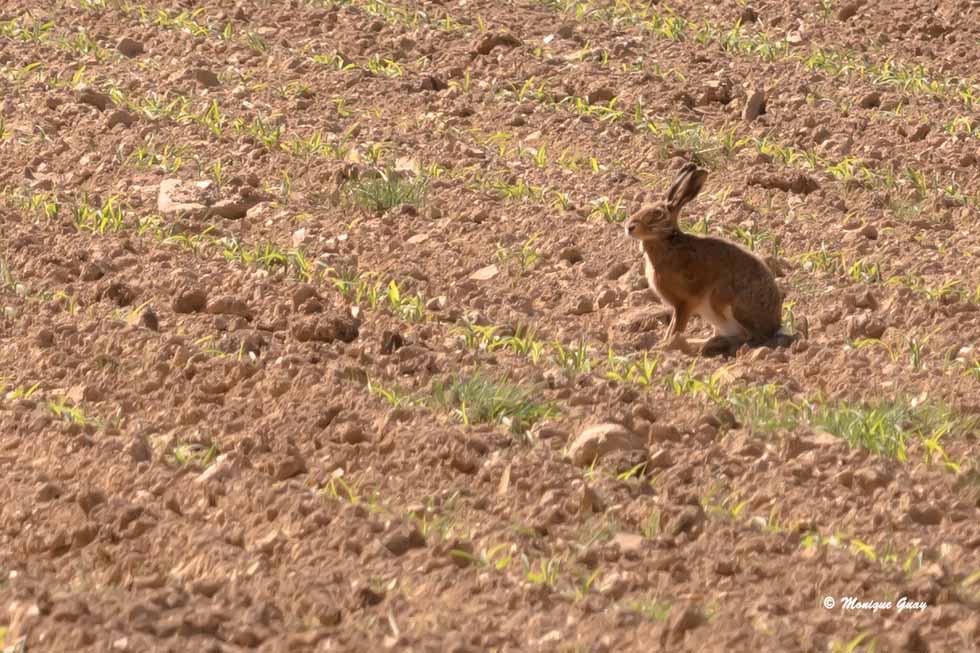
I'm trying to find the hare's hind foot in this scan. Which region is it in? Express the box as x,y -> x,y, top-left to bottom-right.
688,335 -> 743,357
661,333 -> 691,352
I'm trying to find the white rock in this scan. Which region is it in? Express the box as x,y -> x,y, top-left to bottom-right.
469,264 -> 499,281
566,423 -> 645,466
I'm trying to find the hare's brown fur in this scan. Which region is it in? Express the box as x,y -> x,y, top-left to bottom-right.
626,163 -> 782,352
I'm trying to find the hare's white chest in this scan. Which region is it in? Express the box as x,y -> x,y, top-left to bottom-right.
643,257 -> 666,303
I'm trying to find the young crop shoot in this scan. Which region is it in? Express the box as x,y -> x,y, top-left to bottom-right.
350,168 -> 428,213
429,372 -> 557,433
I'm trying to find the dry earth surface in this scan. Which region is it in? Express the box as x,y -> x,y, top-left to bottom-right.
2,0 -> 980,651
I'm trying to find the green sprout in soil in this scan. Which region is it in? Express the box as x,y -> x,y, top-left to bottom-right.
350,167 -> 428,213
173,442 -> 218,467
429,372 -> 557,432
726,385 -> 974,467
624,596 -> 673,622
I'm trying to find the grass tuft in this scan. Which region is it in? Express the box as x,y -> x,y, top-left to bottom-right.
350,167 -> 427,213
726,385 -> 974,465
429,372 -> 557,432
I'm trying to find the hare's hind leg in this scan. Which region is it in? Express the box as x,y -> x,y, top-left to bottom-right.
702,294 -> 749,339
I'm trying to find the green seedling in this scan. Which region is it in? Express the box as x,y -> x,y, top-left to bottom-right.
350,168 -> 428,213
429,372 -> 557,433
449,543 -> 513,570
173,442 -> 219,467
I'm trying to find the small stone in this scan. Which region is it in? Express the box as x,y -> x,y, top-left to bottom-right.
189,579 -> 224,598
853,468 -> 893,492
669,604 -> 707,642
173,288 -> 207,314
587,87 -> 615,104
292,228 -> 309,248
567,423 -> 645,466
274,453 -> 307,481
702,408 -> 737,430
192,68 -> 220,87
714,559 -> 738,576
36,482 -> 61,502
670,505 -> 706,537
291,284 -> 319,310
157,179 -> 208,217
888,626 -> 929,653
847,315 -> 886,339
382,525 -> 426,555
210,198 -> 254,219
419,75 -> 447,92
647,448 -> 673,469
595,289 -> 618,309
139,307 -> 159,331
129,438 -> 153,464
858,91 -> 881,109
36,329 -> 55,348
648,424 -> 682,443
291,315 -> 359,343
698,79 -> 733,105
609,533 -> 645,556
251,529 -> 285,555
742,89 -> 766,122
380,331 -> 405,355
568,296 -> 593,316
910,123 -> 931,142
559,247 -> 584,264
356,586 -> 385,608
116,37 -> 144,57
597,572 -> 630,599
838,1 -> 863,20
537,424 -> 569,440
908,504 -> 942,526
606,262 -> 630,280
469,264 -> 499,281
451,453 -> 477,474
852,290 -> 877,310
860,224 -> 878,240
77,489 -> 107,515
340,424 -> 369,444
195,454 -> 236,484
78,88 -> 111,111
206,296 -> 252,319
107,110 -> 136,128
474,32 -> 521,56
80,262 -> 105,282
580,485 -> 606,513
425,296 -> 446,312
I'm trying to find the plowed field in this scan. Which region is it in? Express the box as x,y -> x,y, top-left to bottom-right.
2,1 -> 980,651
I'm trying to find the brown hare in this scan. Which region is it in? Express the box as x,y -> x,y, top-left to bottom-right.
625,162 -> 783,355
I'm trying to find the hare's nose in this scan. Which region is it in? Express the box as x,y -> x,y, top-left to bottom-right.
626,222 -> 637,233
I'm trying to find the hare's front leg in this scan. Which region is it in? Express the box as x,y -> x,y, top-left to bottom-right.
662,303 -> 691,350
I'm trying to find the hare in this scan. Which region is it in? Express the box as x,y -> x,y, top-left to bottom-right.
625,162 -> 782,355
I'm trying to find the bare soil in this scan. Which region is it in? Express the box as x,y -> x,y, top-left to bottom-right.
2,1 -> 980,652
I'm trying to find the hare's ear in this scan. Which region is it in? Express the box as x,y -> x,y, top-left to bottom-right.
666,162 -> 697,203
666,165 -> 708,212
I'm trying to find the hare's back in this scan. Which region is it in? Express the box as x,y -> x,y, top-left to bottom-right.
700,236 -> 782,335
